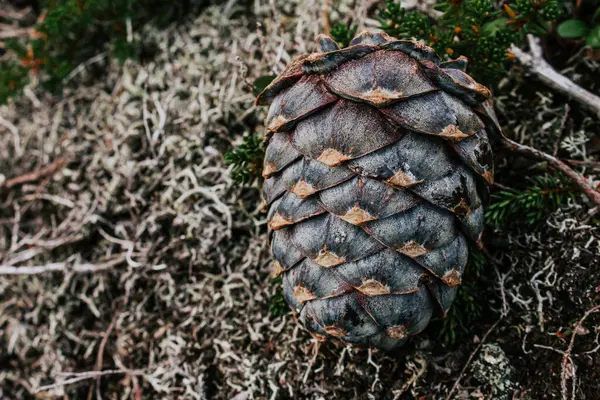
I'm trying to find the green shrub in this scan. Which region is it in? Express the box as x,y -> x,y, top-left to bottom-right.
378,0 -> 563,83
1,0 -> 206,104
557,6 -> 600,48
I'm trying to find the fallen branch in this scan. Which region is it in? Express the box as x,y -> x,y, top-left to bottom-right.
503,137 -> 600,209
511,35 -> 600,119
0,255 -> 126,275
0,157 -> 66,191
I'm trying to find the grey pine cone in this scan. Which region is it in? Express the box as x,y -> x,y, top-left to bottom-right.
257,30 -> 501,350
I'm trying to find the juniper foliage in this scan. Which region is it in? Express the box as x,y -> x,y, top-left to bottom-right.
329,21 -> 358,48
268,277 -> 290,317
224,135 -> 264,185
0,62 -> 29,105
379,0 -> 563,83
485,174 -> 575,227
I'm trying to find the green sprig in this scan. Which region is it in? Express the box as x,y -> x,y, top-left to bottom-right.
485,174 -> 574,228
269,277 -> 290,317
330,22 -> 358,48
224,135 -> 264,185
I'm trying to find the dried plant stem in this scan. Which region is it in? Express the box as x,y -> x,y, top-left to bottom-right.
565,159 -> 600,170
502,137 -> 600,208
0,7 -> 32,20
445,317 -> 503,400
446,252 -> 509,399
0,157 -> 66,191
0,255 -> 126,275
88,312 -> 119,400
323,0 -> 331,35
561,305 -> 600,400
34,369 -> 145,394
511,35 -> 600,119
553,104 -> 570,157
0,27 -> 32,39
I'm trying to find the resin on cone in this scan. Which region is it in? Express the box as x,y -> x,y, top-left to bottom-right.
257,30 -> 500,350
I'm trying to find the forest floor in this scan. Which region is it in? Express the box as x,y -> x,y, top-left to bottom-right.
1,0 -> 599,399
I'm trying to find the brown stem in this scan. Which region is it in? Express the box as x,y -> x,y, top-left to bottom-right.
323,0 -> 331,35
0,157 -> 66,191
503,137 -> 600,208
88,312 -> 119,400
561,305 -> 600,400
564,159 -> 600,170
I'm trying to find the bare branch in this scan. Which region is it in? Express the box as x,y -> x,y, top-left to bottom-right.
511,35 -> 600,119
503,137 -> 600,209
564,159 -> 600,170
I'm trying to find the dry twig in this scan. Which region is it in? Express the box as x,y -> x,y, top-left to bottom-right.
34,369 -> 145,394
445,317 -> 503,400
564,159 -> 600,170
553,104 -> 570,157
323,0 -> 331,35
0,7 -> 32,20
561,305 -> 600,400
445,250 -> 510,400
0,157 -> 67,191
88,312 -> 120,400
511,35 -> 600,119
0,255 -> 126,275
503,137 -> 600,209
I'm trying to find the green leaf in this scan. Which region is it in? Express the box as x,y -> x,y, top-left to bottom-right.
593,7 -> 600,23
253,75 -> 276,96
482,17 -> 510,35
557,19 -> 589,39
587,25 -> 600,49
